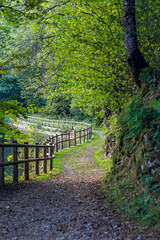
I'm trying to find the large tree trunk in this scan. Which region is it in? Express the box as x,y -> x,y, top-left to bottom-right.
123,0 -> 148,88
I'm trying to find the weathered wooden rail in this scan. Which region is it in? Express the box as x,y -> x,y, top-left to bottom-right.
0,118 -> 92,187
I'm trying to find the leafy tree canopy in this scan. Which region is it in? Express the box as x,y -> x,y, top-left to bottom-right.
0,0 -> 159,133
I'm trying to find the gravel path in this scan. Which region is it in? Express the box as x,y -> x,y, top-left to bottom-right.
0,132 -> 152,240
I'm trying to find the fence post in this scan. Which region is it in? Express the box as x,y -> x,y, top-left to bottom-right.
79,130 -> 81,144
87,128 -> 89,141
42,143 -> 47,173
55,134 -> 58,152
13,141 -> 18,182
74,131 -> 76,146
24,142 -> 29,180
51,135 -> 54,145
90,125 -> 92,138
83,129 -> 85,142
49,146 -> 53,171
61,133 -> 63,150
0,140 -> 4,187
34,143 -> 39,175
68,132 -> 70,148
51,135 -> 55,154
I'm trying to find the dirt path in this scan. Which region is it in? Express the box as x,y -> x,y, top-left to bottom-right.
0,132 -> 143,240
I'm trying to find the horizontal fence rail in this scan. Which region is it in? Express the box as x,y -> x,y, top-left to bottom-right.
0,117 -> 92,187
22,116 -> 91,130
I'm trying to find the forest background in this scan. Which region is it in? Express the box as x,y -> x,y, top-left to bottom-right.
0,0 -> 160,229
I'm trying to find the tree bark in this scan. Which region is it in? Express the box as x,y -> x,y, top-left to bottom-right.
123,0 -> 148,88
102,105 -> 111,127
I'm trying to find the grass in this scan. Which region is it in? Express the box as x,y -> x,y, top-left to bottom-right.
30,132 -> 101,181
66,133 -> 105,172
93,147 -> 113,172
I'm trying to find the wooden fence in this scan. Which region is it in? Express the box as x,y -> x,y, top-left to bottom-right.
0,118 -> 92,187
23,116 -> 90,130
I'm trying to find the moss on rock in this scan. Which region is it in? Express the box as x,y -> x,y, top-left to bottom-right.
105,80 -> 160,189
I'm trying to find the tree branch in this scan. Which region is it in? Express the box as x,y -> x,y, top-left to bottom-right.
123,0 -> 149,87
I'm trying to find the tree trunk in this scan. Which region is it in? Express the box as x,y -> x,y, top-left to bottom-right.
102,105 -> 111,127
123,0 -> 148,88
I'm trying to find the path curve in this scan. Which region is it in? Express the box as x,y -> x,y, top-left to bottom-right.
0,132 -> 142,240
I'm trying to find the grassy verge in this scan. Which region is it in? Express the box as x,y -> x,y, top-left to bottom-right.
29,132 -> 101,181
93,147 -> 113,173
93,146 -> 160,232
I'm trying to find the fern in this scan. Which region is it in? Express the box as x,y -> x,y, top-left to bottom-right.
146,100 -> 160,113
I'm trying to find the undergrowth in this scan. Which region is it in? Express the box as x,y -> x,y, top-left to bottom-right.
103,79 -> 160,228
102,172 -> 160,227
93,147 -> 160,228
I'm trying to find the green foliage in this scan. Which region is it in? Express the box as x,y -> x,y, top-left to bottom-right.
118,96 -> 149,140
1,0 -> 159,128
146,100 -> 160,113
102,173 -> 160,227
0,99 -> 39,141
94,147 -> 113,172
0,0 -> 159,126
57,124 -> 73,133
105,82 -> 160,173
0,0 -> 49,140
136,0 -> 160,70
117,88 -> 160,144
26,126 -> 46,144
105,114 -> 118,141
0,0 -> 46,23
102,79 -> 160,228
45,94 -> 71,118
0,0 -> 159,232
52,0 -> 131,112
1,0 -> 133,117
0,74 -> 23,102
